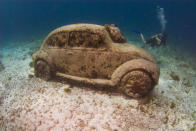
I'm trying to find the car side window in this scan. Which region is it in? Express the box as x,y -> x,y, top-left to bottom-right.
46,31 -> 68,48
68,31 -> 105,48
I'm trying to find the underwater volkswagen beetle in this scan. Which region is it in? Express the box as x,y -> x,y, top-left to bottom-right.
32,23 -> 160,98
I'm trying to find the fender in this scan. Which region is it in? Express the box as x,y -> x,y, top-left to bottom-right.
111,59 -> 160,86
33,50 -> 56,73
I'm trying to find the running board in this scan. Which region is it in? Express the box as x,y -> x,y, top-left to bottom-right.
56,72 -> 115,87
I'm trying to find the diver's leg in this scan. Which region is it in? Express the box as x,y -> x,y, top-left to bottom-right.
140,33 -> 146,44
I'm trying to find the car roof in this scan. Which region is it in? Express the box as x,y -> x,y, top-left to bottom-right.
48,23 -> 105,36
41,24 -> 109,49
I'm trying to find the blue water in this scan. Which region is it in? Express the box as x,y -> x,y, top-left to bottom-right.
0,0 -> 196,54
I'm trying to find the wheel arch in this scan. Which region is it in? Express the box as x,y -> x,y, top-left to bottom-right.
111,59 -> 160,86
33,49 -> 53,66
33,53 -> 56,75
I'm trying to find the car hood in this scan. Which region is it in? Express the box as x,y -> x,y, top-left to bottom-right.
110,43 -> 156,63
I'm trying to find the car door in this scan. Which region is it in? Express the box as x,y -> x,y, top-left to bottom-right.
64,30 -> 119,79
53,30 -> 121,79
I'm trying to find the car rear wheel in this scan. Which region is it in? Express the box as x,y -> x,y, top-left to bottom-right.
120,70 -> 153,98
35,60 -> 51,81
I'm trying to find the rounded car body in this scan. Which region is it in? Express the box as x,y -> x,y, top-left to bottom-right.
33,23 -> 160,98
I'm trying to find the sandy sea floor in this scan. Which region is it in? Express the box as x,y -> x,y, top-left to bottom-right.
0,39 -> 196,131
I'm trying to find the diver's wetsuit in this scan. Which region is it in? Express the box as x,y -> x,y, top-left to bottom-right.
140,33 -> 167,47
146,33 -> 167,47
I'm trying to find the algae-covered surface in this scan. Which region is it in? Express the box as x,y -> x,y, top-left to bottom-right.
0,40 -> 195,130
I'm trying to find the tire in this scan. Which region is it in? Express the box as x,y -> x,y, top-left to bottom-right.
34,60 -> 52,81
120,70 -> 153,98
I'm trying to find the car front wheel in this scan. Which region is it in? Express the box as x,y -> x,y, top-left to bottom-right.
34,60 -> 52,81
120,70 -> 153,98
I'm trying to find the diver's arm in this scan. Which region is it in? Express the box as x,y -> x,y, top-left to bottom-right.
140,33 -> 146,44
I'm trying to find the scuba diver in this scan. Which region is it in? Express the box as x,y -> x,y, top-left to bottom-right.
140,32 -> 167,47
132,30 -> 167,47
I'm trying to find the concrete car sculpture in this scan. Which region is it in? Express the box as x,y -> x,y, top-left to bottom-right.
33,24 -> 160,98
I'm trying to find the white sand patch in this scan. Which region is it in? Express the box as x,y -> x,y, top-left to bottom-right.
0,41 -> 195,130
